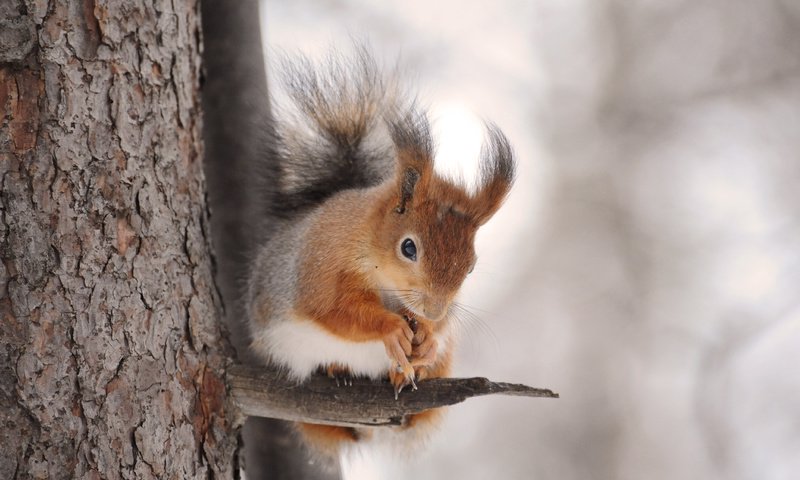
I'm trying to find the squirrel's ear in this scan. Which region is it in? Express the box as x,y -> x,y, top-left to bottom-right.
388,109 -> 434,214
395,166 -> 420,214
468,124 -> 516,225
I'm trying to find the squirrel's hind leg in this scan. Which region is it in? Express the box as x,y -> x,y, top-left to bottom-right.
320,362 -> 356,387
296,423 -> 368,458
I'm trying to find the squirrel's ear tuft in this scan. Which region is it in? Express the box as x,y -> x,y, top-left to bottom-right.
395,167 -> 420,214
387,108 -> 434,213
468,124 -> 516,225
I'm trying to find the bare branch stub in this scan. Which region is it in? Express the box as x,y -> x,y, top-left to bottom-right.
227,364 -> 558,428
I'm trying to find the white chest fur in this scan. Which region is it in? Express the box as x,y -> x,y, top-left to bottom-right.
253,317 -> 392,381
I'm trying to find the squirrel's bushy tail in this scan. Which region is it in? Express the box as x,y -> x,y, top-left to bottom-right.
259,47 -> 403,218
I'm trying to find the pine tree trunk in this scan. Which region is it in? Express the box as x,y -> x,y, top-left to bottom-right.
199,0 -> 342,476
0,0 -> 238,478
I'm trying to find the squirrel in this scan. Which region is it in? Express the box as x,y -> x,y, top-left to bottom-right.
246,47 -> 515,456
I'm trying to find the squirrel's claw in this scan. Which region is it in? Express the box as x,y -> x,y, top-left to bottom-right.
324,363 -> 354,387
334,375 -> 353,387
393,382 -> 403,400
389,362 -> 416,400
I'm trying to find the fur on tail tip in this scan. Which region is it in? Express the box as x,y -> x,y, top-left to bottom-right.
259,47 -> 410,218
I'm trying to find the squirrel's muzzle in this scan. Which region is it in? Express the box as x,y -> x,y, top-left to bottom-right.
422,295 -> 449,321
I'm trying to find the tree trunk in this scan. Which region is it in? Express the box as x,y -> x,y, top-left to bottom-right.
199,0 -> 342,477
0,0 -> 238,478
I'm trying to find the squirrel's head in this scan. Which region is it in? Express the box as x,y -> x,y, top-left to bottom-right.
369,111 -> 515,321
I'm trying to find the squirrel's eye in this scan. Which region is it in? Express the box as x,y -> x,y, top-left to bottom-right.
401,238 -> 417,261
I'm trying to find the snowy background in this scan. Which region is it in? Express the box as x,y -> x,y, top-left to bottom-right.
258,1 -> 800,479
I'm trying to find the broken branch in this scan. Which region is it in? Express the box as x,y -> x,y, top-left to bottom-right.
226,364 -> 558,428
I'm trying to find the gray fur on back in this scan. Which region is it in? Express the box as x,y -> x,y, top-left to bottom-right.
247,215 -> 313,328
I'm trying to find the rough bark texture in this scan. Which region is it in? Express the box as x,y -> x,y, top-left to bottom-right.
0,0 -> 237,478
199,0 -> 343,478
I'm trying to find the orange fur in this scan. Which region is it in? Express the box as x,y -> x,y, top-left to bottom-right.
296,423 -> 364,457
298,269 -> 407,342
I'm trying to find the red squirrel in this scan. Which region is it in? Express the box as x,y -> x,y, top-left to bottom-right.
246,49 -> 515,455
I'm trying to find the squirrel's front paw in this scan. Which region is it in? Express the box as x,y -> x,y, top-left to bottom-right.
382,318 -> 415,399
409,318 -> 438,369
388,363 -> 416,400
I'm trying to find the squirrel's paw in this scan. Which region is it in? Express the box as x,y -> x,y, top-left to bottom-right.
322,363 -> 355,387
410,320 -> 438,368
388,363 -> 417,400
382,318 -> 415,399
381,319 -> 413,367
414,365 -> 432,382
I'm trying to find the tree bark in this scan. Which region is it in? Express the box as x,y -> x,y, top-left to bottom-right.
0,0 -> 238,478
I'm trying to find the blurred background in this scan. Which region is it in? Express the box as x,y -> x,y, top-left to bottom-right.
258,1 -> 800,479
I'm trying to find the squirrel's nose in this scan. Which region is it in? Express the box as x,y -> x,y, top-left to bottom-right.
423,297 -> 447,321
